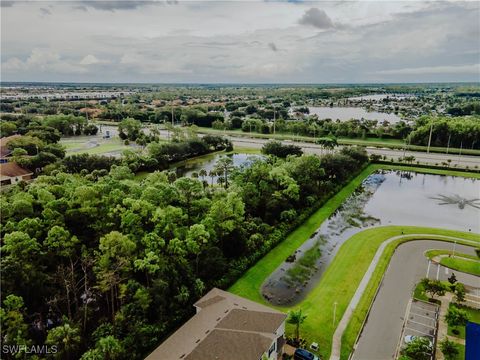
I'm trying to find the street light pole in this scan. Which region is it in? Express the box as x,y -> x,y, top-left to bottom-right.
333,301 -> 338,326
427,120 -> 434,154
452,240 -> 457,258
273,104 -> 276,135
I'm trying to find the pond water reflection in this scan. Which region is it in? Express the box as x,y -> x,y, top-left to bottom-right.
262,170 -> 479,306
175,153 -> 263,183
308,106 -> 402,123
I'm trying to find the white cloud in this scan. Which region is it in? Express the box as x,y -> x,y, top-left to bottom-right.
2,48 -> 87,74
375,64 -> 480,75
1,1 -> 479,82
79,54 -> 109,65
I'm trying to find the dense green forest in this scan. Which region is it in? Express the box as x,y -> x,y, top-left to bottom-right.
0,147 -> 368,359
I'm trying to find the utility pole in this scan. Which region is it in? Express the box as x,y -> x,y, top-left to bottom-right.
427,120 -> 434,154
333,301 -> 338,326
446,134 -> 451,154
273,104 -> 276,135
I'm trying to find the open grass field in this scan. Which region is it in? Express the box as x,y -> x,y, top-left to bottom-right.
228,164 -> 480,359
61,137 -> 131,155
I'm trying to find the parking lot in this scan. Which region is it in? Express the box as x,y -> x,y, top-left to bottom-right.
396,299 -> 439,358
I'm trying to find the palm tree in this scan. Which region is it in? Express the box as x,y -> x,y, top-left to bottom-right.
208,170 -> 217,186
199,169 -> 207,181
46,323 -> 81,360
287,309 -> 307,342
214,156 -> 234,189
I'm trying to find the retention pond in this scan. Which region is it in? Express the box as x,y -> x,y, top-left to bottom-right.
262,170 -> 480,305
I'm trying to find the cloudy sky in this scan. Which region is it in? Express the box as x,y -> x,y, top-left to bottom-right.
1,0 -> 479,83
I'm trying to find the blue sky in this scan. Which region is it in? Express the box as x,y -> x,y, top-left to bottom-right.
1,0 -> 479,83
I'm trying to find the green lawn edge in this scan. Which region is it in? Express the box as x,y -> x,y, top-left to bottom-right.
424,249 -> 479,261
439,256 -> 480,276
423,250 -> 480,276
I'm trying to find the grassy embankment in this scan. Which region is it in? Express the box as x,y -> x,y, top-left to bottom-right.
229,164 -> 480,359
424,249 -> 480,276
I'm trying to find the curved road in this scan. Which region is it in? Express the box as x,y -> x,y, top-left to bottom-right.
351,240 -> 478,360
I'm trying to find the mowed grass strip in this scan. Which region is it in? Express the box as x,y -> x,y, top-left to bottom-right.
425,249 -> 479,261
424,249 -> 480,276
440,256 -> 480,276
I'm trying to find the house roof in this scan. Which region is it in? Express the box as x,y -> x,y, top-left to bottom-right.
0,135 -> 21,158
0,162 -> 33,180
145,288 -> 286,360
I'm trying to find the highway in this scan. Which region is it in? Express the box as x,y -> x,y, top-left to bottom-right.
222,135 -> 480,168
106,124 -> 480,168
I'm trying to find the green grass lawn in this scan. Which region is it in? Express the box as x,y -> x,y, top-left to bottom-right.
229,164 -> 480,359
447,304 -> 480,339
61,137 -> 133,156
440,255 -> 480,276
413,282 -> 429,302
425,249 -> 479,261
456,343 -> 465,360
439,256 -> 480,276
423,249 -> 480,275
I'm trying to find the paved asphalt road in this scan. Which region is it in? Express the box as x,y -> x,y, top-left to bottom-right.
352,240 -> 479,360
222,136 -> 480,168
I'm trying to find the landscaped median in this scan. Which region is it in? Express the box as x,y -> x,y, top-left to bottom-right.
229,164 -> 480,360
424,249 -> 480,276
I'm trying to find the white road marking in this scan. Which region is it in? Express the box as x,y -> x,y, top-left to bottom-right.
409,312 -> 437,321
408,319 -> 436,329
404,327 -> 433,336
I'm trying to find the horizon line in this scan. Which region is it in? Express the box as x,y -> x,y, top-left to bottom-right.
2,80 -> 479,86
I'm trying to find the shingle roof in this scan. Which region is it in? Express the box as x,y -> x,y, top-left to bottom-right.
185,329 -> 274,360
0,162 -> 33,179
145,288 -> 286,360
